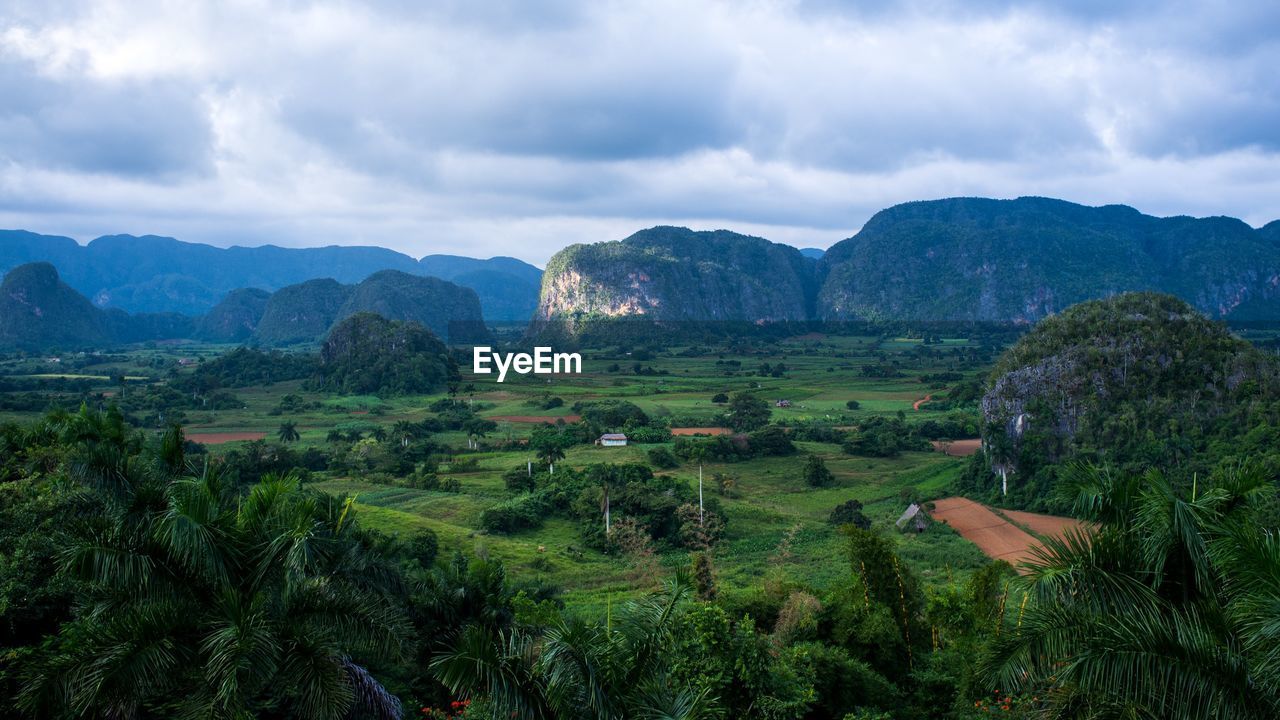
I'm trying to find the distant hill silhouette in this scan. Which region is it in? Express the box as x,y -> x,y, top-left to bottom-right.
0,231 -> 542,322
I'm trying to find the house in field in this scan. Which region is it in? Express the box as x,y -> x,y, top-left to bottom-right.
895,503 -> 930,534
596,433 -> 628,447
775,399 -> 792,408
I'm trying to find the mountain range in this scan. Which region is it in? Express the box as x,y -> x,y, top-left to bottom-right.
534,197 -> 1280,329
0,263 -> 487,351
0,231 -> 542,322
5,196 -> 1280,352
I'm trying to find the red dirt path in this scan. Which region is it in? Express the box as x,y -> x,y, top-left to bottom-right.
931,438 -> 982,457
913,393 -> 934,410
188,431 -> 266,445
929,497 -> 1086,571
487,414 -> 582,424
671,427 -> 733,436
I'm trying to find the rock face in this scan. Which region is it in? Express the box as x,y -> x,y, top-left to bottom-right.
533,226 -> 817,331
254,271 -> 488,346
0,262 -> 110,350
818,197 -> 1280,323
196,288 -> 272,342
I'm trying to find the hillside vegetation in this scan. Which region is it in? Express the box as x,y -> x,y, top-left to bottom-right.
960,292 -> 1280,510
312,312 -> 458,395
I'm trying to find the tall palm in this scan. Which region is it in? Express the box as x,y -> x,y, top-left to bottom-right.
278,420 -> 301,443
982,462 -> 1280,719
392,420 -> 416,448
539,445 -> 566,475
21,466 -> 409,720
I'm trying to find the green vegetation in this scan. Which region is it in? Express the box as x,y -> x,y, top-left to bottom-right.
312,313 -> 458,396
3,297 -> 1279,718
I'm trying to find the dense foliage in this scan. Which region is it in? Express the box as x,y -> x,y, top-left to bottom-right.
311,313 -> 458,396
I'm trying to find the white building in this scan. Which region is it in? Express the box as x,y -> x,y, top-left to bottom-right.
597,433 -> 628,447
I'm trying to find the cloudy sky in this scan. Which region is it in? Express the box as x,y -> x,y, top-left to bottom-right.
1,0 -> 1278,264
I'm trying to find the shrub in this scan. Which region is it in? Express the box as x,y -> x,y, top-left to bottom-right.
480,492 -> 552,534
647,446 -> 680,469
803,454 -> 835,487
828,499 -> 871,529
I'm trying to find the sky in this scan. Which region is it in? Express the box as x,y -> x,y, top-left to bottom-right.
1,0 -> 1278,265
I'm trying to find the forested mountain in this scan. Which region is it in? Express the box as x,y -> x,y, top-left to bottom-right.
0,263 -> 197,351
253,278 -> 354,346
312,312 -> 457,395
0,230 -> 542,322
818,197 -> 1280,322
533,226 -> 817,332
0,262 -> 110,350
254,270 -> 488,345
194,287 -> 271,342
959,292 -> 1280,510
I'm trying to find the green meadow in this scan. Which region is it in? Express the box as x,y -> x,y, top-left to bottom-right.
0,333 -> 994,611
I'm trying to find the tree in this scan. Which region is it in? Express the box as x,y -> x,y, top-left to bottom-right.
538,444 -> 566,475
711,393 -> 729,404
277,420 -> 300,443
981,463 -> 1280,719
803,454 -> 834,487
828,499 -> 871,529
725,392 -> 771,432
20,468 -> 407,719
432,573 -> 711,719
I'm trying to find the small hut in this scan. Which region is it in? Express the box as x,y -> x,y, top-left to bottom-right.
895,503 -> 930,533
596,433 -> 628,447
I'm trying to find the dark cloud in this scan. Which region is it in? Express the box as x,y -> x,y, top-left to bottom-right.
0,0 -> 1277,261
0,58 -> 212,177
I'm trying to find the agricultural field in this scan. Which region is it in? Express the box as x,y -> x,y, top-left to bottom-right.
0,333 -> 1002,611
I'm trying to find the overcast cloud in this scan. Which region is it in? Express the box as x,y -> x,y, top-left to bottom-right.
1,0 -> 1278,264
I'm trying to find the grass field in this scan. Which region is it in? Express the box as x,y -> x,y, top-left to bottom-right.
0,333 -> 999,611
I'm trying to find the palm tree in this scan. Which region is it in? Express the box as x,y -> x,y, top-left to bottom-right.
432,571 -> 711,719
539,444 -> 565,475
981,463 -> 1280,719
277,420 -> 300,443
20,466 -> 408,720
392,420 -> 416,448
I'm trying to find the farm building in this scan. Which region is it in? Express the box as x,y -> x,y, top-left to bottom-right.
895,503 -> 930,533
596,433 -> 628,447
775,399 -> 792,408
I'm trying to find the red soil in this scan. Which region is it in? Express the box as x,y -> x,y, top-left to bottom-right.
931,438 -> 982,457
187,431 -> 267,445
1003,509 -> 1090,539
487,414 -> 582,424
912,393 -> 934,411
670,427 -> 733,436
928,497 -> 1087,571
